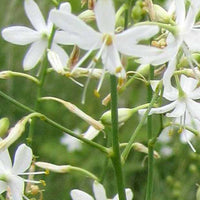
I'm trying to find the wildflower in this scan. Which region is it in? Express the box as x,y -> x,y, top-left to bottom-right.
0,144 -> 45,200
1,0 -> 71,70
139,75 -> 200,151
50,0 -> 159,79
139,0 -> 200,88
70,181 -> 133,200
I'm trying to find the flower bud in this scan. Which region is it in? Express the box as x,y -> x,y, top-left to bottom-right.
0,118 -> 9,137
41,97 -> 104,131
78,10 -> 95,22
83,126 -> 100,140
133,142 -> 160,159
0,71 -> 11,79
35,162 -> 70,173
101,108 -> 134,125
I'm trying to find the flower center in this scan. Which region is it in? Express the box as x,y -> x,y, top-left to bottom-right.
102,34 -> 113,46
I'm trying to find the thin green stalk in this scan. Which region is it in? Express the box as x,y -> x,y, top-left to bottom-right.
121,81 -> 162,163
145,65 -> 154,200
110,75 -> 126,200
0,90 -> 109,154
28,25 -> 57,145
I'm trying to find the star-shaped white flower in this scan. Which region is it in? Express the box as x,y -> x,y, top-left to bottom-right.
139,0 -> 200,88
70,181 -> 133,200
0,144 -> 35,200
139,75 -> 200,151
50,0 -> 159,79
140,75 -> 200,120
1,0 -> 71,70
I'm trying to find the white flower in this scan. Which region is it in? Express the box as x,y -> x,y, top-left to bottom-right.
139,0 -> 200,88
1,0 -> 71,70
0,144 -> 42,200
50,0 -> 159,79
139,75 -> 200,151
70,181 -> 133,200
60,129 -> 82,152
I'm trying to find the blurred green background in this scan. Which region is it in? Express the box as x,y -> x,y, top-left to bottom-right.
1,0 -> 200,200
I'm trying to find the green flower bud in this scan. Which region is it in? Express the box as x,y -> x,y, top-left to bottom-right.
0,118 -> 9,137
101,108 -> 134,125
153,4 -> 172,23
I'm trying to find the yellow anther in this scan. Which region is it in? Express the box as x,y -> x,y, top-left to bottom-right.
168,129 -> 173,136
65,72 -> 72,77
94,89 -> 100,98
115,66 -> 122,73
151,41 -> 160,48
177,128 -> 183,134
103,34 -> 113,46
93,57 -> 98,63
118,77 -> 124,86
40,180 -> 46,186
45,169 -> 49,175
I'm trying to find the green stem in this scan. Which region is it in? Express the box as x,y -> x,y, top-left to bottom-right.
110,75 -> 126,200
0,90 -> 109,154
121,81 -> 162,163
145,65 -> 154,200
28,26 -> 56,145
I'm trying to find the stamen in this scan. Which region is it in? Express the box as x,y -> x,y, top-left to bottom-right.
94,89 -> 100,98
18,171 -> 46,175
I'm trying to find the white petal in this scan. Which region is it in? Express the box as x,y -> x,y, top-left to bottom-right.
189,87 -> 200,99
51,43 -> 69,67
180,129 -> 194,143
187,99 -> 200,121
163,57 -> 179,101
116,25 -> 159,46
180,75 -> 198,94
184,29 -> 200,51
94,0 -> 115,33
0,181 -> 7,194
47,49 -> 65,73
50,11 -> 101,50
102,44 -> 125,78
12,144 -> 32,174
23,40 -> 47,70
1,26 -> 40,45
9,176 -> 24,200
83,126 -> 100,140
93,181 -> 107,200
150,80 -> 160,92
175,0 -> 185,26
70,189 -> 94,200
113,188 -> 133,200
24,0 -> 46,31
166,101 -> 186,117
149,101 -> 177,115
0,148 -> 12,169
59,2 -> 71,13
54,30 -> 74,45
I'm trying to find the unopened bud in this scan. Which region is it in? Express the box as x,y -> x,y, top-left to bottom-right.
0,71 -> 11,79
0,113 -> 41,150
71,68 -> 103,79
133,142 -> 160,159
152,4 -> 172,23
101,108 -> 134,125
41,97 -> 104,131
88,0 -> 96,10
0,118 -> 9,137
36,162 -> 70,173
79,10 -> 95,22
83,126 -> 100,140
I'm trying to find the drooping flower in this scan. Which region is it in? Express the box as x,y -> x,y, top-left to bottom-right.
70,181 -> 133,200
50,0 -> 159,79
1,0 -> 71,70
0,144 -> 44,200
